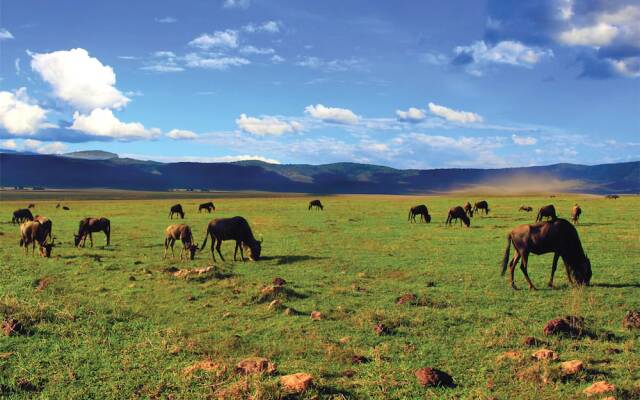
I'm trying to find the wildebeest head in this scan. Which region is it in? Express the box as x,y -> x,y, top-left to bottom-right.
425,214 -> 432,223
40,237 -> 55,258
247,239 -> 262,261
73,234 -> 81,247
188,243 -> 198,260
573,256 -> 592,286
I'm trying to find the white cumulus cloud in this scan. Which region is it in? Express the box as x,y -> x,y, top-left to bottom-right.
22,139 -> 67,154
30,48 -> 130,111
223,0 -> 250,9
558,23 -> 619,46
70,108 -> 160,140
0,28 -> 13,40
0,88 -> 50,135
304,104 -> 359,125
236,114 -> 303,136
428,102 -> 483,124
189,30 -> 239,49
511,134 -> 537,145
184,53 -> 250,70
455,40 -> 553,69
243,21 -> 280,33
167,129 -> 199,140
396,107 -> 426,123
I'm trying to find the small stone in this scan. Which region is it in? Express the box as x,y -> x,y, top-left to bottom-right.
186,295 -> 196,301
414,367 -> 455,388
374,323 -> 392,336
16,378 -> 37,391
269,299 -> 282,310
351,355 -> 369,364
1,318 -> 24,336
605,348 -> 622,355
284,307 -> 293,316
35,277 -> 51,291
280,373 -> 313,393
273,277 -> 286,286
583,381 -> 615,396
339,336 -> 351,344
561,360 -> 584,375
341,370 -> 355,378
235,357 -> 276,375
310,311 -> 323,321
523,336 -> 540,347
222,312 -> 232,318
532,349 -> 558,361
128,276 -> 136,281
396,293 -> 417,305
134,261 -> 143,265
622,310 -> 640,330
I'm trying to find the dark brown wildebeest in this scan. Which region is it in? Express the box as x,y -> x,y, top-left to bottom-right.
408,205 -> 431,223
74,217 -> 111,248
308,199 -> 324,210
463,202 -> 474,218
164,224 -> 198,260
519,205 -> 533,212
472,200 -> 490,216
33,215 -> 53,244
501,219 -> 592,290
169,204 -> 185,219
536,205 -> 557,222
19,221 -> 55,257
12,208 -> 34,224
605,194 -> 619,199
62,206 -> 70,211
28,203 -> 35,209
446,206 -> 470,227
198,202 -> 215,213
571,205 -> 582,225
200,216 -> 262,262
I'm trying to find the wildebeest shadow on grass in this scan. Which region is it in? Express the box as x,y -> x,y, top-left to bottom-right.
573,222 -> 612,227
260,255 -> 326,265
592,282 -> 640,288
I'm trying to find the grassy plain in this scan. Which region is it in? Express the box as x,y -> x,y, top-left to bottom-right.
0,192 -> 638,399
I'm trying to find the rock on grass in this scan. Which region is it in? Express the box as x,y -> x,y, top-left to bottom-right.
543,316 -> 585,337
560,360 -> 584,375
622,310 -> 640,330
373,323 -> 393,336
310,311 -> 323,321
532,349 -> 558,361
2,318 -> 25,336
279,373 -> 313,393
234,357 -> 276,375
396,293 -> 417,305
414,367 -> 455,388
583,381 -> 615,396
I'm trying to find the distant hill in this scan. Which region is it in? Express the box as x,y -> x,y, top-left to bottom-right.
62,150 -> 119,160
0,152 -> 638,194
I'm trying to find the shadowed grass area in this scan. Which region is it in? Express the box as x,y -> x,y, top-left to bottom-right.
0,193 -> 638,399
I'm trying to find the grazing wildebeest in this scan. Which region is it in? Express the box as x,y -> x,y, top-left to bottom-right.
571,205 -> 582,225
408,205 -> 431,223
605,194 -> 619,199
169,204 -> 185,219
308,200 -> 324,211
62,206 -> 70,211
28,203 -> 35,209
164,224 -> 198,260
200,216 -> 262,262
463,202 -> 474,218
33,215 -> 53,244
472,200 -> 490,216
74,217 -> 111,248
12,208 -> 34,224
446,206 -> 471,227
19,221 -> 55,257
519,205 -> 533,212
536,205 -> 557,222
501,219 -> 591,290
198,202 -> 215,213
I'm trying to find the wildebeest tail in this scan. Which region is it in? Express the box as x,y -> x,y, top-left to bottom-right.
200,228 -> 210,250
501,234 -> 511,276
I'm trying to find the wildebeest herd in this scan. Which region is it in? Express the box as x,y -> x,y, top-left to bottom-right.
10,195 -> 604,290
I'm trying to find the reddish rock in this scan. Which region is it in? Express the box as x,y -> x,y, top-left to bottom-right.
543,316 -> 585,337
268,299 -> 282,310
1,318 -> 24,336
235,357 -> 276,375
561,360 -> 584,375
339,336 -> 351,344
415,367 -> 455,388
35,277 -> 51,291
341,370 -> 355,378
16,378 -> 37,391
583,381 -> 615,396
280,373 -> 313,393
310,311 -> 323,321
374,323 -> 392,336
622,310 -> 640,330
532,349 -> 558,361
351,355 -> 369,364
273,277 -> 286,286
396,293 -> 417,305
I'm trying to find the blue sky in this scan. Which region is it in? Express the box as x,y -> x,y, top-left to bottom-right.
0,0 -> 638,168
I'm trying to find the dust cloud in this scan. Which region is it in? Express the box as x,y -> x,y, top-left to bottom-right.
446,174 -> 594,196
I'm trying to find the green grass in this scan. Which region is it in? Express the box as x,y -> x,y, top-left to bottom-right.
0,193 -> 638,399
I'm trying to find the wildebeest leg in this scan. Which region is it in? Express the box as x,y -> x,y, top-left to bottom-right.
209,238 -> 217,262
216,239 -> 225,261
509,253 -> 521,290
548,253 -> 560,288
239,243 -> 245,261
520,251 -> 537,290
171,238 -> 176,258
89,232 -> 94,248
163,238 -> 169,259
234,242 -> 239,261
